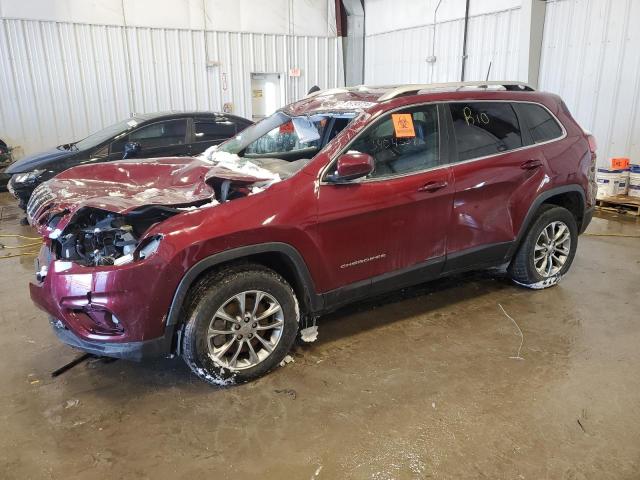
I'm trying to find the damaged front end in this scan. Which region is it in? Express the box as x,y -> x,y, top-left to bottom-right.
28,153 -> 282,267
49,207 -> 170,267
26,154 -> 284,358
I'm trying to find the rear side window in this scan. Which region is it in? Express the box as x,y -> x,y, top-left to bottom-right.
194,118 -> 237,142
128,119 -> 187,148
518,103 -> 563,143
450,102 -> 522,161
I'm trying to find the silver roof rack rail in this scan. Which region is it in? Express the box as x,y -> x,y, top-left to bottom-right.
377,81 -> 535,102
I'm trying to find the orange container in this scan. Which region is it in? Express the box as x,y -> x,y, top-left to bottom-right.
611,157 -> 630,170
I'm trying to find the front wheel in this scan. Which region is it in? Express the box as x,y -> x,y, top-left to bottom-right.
181,265 -> 300,385
508,205 -> 578,289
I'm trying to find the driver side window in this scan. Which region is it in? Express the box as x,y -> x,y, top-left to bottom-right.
109,119 -> 187,154
349,105 -> 440,179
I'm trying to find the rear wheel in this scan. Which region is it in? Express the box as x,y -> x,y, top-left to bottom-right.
181,265 -> 299,385
508,205 -> 578,289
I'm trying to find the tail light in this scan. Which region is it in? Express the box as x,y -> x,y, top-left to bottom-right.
587,134 -> 597,155
585,133 -> 597,201
585,132 -> 597,176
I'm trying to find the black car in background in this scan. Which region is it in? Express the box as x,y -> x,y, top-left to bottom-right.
6,111 -> 252,209
0,139 -> 12,191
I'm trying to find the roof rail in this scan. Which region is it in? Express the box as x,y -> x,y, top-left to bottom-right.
377,81 -> 535,102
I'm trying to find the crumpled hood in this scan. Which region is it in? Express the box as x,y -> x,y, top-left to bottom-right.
28,152 -> 281,232
43,157 -> 216,213
5,147 -> 76,174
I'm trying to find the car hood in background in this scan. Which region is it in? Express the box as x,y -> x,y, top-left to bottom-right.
4,147 -> 78,174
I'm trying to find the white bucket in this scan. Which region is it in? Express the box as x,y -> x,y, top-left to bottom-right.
617,170 -> 629,195
629,172 -> 640,198
596,170 -> 620,198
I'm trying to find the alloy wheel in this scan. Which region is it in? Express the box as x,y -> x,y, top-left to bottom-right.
207,290 -> 284,371
533,220 -> 571,277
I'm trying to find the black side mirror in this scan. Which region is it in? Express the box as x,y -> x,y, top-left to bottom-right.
123,142 -> 141,159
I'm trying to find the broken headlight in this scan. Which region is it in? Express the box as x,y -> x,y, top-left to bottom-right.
113,235 -> 162,266
53,210 -> 162,267
14,169 -> 45,185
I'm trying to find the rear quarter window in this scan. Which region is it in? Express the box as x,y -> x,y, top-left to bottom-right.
518,103 -> 564,143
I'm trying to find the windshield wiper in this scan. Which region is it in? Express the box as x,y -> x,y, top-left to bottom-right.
57,142 -> 78,151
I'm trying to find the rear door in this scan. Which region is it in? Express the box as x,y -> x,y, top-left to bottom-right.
444,101 -> 546,271
316,104 -> 454,298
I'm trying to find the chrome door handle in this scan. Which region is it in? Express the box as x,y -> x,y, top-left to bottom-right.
418,180 -> 448,192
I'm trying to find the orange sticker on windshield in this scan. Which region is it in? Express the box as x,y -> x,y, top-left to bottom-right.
392,114 -> 415,138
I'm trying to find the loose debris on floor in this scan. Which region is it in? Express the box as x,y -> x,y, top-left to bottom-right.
51,353 -> 95,377
274,388 -> 297,400
279,354 -> 295,367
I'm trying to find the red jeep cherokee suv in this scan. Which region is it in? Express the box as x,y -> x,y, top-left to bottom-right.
27,82 -> 597,384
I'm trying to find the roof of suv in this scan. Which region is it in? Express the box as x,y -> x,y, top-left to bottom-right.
286,81 -> 537,116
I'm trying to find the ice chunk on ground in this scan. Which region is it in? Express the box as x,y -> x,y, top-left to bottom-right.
513,275 -> 562,290
300,325 -> 318,343
279,355 -> 295,367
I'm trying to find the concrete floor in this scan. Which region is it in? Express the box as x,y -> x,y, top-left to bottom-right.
0,191 -> 639,479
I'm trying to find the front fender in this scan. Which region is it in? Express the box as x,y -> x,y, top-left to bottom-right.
165,242 -> 321,327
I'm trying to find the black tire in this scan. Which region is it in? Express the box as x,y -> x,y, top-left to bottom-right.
508,205 -> 578,289
181,264 -> 299,385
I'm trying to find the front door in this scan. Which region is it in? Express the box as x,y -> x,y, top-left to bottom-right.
108,118 -> 189,160
316,104 -> 454,300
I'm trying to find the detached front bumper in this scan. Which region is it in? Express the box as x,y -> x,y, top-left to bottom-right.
30,244 -> 178,361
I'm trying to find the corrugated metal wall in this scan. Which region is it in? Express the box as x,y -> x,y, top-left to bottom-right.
0,18 -> 344,156
539,0 -> 640,167
364,7 -> 521,85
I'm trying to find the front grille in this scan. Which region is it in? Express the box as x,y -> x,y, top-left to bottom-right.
26,183 -> 54,224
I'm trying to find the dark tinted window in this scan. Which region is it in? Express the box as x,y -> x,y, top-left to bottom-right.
349,105 -> 439,179
519,103 -> 563,143
194,118 -> 237,142
128,119 -> 187,149
450,102 -> 522,161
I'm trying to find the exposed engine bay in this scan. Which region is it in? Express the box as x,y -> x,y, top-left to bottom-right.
51,207 -> 171,266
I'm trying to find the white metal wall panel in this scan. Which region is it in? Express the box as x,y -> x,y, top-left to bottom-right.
539,0 -> 640,167
0,18 -> 343,156
0,0 -> 337,36
364,8 -> 521,85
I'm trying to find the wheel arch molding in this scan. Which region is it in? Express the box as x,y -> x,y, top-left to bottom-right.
165,242 -> 322,328
510,184 -> 586,257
